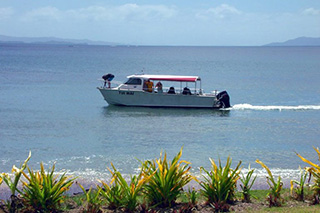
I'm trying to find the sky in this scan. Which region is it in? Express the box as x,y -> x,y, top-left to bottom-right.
0,0 -> 319,46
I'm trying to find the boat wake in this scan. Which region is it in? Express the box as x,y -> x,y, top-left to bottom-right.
231,103 -> 320,111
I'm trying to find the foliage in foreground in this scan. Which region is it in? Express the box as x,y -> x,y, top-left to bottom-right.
142,147 -> 195,208
2,146 -> 320,212
79,184 -> 103,213
240,165 -> 257,203
296,146 -> 320,204
200,157 -> 242,212
0,151 -> 31,212
290,166 -> 309,201
256,159 -> 283,207
99,162 -> 153,212
21,162 -> 75,212
0,152 -> 31,196
185,187 -> 198,206
98,177 -> 123,210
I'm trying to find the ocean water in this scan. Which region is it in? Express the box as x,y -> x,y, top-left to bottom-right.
1,44 -> 320,193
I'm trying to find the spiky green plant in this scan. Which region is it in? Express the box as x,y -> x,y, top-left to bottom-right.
290,166 -> 308,201
185,187 -> 198,206
200,157 -> 241,212
296,147 -> 320,204
79,184 -> 103,213
256,159 -> 283,207
240,165 -> 257,203
141,147 -> 195,208
98,176 -> 123,209
0,151 -> 31,213
104,163 -> 153,212
21,162 -> 75,212
0,151 -> 31,196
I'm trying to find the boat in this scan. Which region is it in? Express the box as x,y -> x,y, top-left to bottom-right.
97,74 -> 231,109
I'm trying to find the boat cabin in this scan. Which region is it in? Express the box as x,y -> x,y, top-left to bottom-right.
116,74 -> 202,94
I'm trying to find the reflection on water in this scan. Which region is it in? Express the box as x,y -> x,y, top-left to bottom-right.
102,105 -> 230,118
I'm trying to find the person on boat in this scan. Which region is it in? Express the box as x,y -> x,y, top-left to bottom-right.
143,80 -> 148,91
155,81 -> 163,93
182,87 -> 192,95
145,79 -> 154,92
168,86 -> 175,94
102,74 -> 114,88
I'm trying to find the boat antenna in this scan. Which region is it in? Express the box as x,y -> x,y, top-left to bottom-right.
141,68 -> 145,74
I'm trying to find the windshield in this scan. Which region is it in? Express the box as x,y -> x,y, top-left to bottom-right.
124,78 -> 142,85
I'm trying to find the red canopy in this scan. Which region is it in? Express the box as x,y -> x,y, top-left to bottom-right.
127,74 -> 200,82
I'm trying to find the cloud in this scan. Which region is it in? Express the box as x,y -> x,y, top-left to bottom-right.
66,6 -> 112,21
302,8 -> 320,16
0,7 -> 14,20
116,4 -> 177,21
23,6 -> 62,21
85,4 -> 176,21
31,4 -> 178,23
196,4 -> 242,20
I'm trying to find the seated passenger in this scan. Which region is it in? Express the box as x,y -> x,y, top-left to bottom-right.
143,80 -> 148,91
182,87 -> 192,95
155,81 -> 163,93
145,79 -> 153,92
167,86 -> 175,94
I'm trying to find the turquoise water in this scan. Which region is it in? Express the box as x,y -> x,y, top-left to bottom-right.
1,44 -> 320,192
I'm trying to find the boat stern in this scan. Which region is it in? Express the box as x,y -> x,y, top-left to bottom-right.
216,91 -> 231,108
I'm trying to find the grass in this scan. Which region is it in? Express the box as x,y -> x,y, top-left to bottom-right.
246,205 -> 320,213
55,188 -> 320,212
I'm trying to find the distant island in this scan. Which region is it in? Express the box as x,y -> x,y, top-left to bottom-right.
0,35 -> 120,46
264,37 -> 320,46
1,35 -> 320,46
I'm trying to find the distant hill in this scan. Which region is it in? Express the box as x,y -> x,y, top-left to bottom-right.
0,35 -> 120,46
264,37 -> 320,46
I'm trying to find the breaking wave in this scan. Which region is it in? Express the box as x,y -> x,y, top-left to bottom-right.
231,104 -> 320,111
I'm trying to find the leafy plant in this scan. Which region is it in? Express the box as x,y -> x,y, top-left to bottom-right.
21,162 -> 75,212
185,187 -> 198,207
105,163 -> 153,212
296,147 -> 320,204
1,151 -> 31,196
79,184 -> 103,213
0,151 -> 31,212
290,166 -> 308,201
256,159 -> 283,207
239,165 -> 257,202
142,147 -> 195,208
98,178 -> 123,209
200,157 -> 242,212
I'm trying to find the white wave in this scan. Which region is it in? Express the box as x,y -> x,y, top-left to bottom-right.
232,103 -> 320,111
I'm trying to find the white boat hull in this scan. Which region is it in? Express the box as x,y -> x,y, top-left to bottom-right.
98,87 -> 222,108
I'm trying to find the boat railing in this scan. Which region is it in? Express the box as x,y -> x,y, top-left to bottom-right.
156,87 -> 205,95
99,79 -> 123,89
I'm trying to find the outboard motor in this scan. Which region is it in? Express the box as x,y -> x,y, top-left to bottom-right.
216,91 -> 231,108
